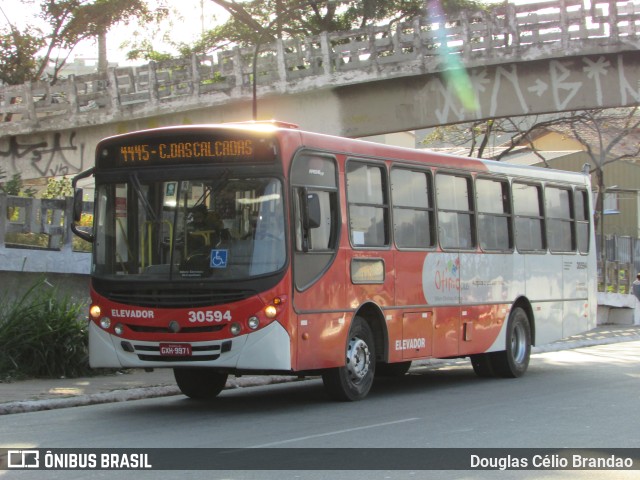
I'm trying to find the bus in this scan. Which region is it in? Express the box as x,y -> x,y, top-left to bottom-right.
71,121 -> 597,402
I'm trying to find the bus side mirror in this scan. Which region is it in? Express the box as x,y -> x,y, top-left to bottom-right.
73,189 -> 84,222
70,166 -> 96,243
304,192 -> 321,230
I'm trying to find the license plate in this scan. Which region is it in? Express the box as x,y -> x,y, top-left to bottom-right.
159,343 -> 192,356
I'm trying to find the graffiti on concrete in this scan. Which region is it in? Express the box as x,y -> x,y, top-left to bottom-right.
428,53 -> 640,125
0,131 -> 85,178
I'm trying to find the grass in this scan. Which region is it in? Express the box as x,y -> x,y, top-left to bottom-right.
0,279 -> 92,381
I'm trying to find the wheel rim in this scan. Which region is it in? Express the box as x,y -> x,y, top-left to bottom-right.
346,336 -> 371,384
511,321 -> 528,365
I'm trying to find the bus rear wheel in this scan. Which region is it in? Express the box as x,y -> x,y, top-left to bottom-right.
470,354 -> 496,378
490,307 -> 531,378
173,368 -> 228,400
322,317 -> 376,401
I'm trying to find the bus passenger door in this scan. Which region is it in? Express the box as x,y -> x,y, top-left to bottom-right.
290,154 -> 344,371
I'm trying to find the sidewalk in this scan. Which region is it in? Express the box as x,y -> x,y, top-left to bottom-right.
1,324 -> 639,415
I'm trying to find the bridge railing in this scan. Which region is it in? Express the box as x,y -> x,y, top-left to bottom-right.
0,193 -> 92,252
0,192 -> 92,274
1,0 -> 639,136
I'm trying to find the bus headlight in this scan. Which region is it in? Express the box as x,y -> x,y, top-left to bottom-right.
114,324 -> 125,336
100,317 -> 111,329
90,305 -> 101,319
248,316 -> 260,330
230,323 -> 242,336
264,305 -> 277,319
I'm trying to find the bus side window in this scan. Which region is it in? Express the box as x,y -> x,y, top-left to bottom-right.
546,186 -> 573,253
575,189 -> 590,254
513,182 -> 545,252
347,162 -> 389,247
294,189 -> 336,252
436,173 -> 475,250
476,177 -> 512,251
391,168 -> 435,249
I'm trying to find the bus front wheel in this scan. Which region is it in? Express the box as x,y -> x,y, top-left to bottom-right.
322,317 -> 376,401
173,368 -> 228,399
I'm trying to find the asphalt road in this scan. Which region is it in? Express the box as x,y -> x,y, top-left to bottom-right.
1,341 -> 639,480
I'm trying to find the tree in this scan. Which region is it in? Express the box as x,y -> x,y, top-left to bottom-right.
0,22 -> 44,85
173,0 -> 490,57
420,113 -> 591,162
0,168 -> 36,198
564,108 -> 640,260
0,0 -> 157,85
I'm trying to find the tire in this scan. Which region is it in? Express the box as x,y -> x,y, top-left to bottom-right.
173,368 -> 228,400
470,354 -> 496,378
376,361 -> 412,377
489,307 -> 531,378
322,317 -> 376,401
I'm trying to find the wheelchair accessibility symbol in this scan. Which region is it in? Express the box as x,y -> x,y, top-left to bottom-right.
210,249 -> 228,268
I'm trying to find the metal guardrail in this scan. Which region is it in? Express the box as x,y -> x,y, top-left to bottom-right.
1,0 -> 639,136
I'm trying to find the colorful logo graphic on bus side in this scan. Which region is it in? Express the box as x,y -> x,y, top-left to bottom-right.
422,254 -> 460,305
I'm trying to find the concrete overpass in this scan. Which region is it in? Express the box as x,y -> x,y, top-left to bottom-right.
1,0 -> 640,181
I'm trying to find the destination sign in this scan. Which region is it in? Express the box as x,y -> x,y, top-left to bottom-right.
119,140 -> 254,163
97,131 -> 278,168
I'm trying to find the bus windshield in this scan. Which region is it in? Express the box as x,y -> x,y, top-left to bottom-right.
93,174 -> 286,281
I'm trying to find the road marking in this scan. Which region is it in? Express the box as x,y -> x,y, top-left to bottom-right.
249,418 -> 421,448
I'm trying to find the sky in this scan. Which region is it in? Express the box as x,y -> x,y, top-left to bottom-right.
0,0 -> 227,65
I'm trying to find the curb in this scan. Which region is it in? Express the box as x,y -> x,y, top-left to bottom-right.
0,376 -> 304,416
0,386 -> 181,415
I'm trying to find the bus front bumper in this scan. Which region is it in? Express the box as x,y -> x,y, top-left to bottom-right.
88,320 -> 292,371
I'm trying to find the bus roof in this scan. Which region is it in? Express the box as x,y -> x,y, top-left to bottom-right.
97,122 -> 590,187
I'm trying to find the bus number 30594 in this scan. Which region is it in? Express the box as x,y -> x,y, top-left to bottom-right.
188,310 -> 232,323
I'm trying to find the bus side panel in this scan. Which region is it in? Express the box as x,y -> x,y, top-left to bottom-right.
296,312 -> 351,370
561,254 -> 592,338
393,252 -> 435,362
400,311 -> 433,359
525,254 -> 564,344
421,252 -> 460,358
432,307 -> 460,358
458,253 -> 522,355
458,304 -> 509,356
396,251 -> 429,306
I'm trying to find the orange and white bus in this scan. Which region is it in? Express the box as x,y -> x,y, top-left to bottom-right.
71,121 -> 596,401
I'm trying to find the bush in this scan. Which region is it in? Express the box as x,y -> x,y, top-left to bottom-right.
0,280 -> 91,380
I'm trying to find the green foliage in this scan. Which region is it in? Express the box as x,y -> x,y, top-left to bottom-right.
41,177 -> 73,199
0,0 -> 155,85
146,0 -> 495,58
0,26 -> 45,85
0,280 -> 90,380
0,172 -> 35,198
1,170 -> 36,225
0,170 -> 22,196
